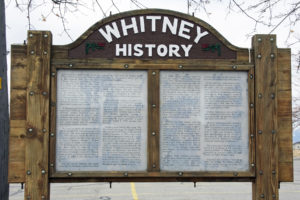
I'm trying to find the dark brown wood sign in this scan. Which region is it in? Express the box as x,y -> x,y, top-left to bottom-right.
8,9 -> 293,200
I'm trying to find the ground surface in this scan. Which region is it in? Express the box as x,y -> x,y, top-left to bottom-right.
9,159 -> 300,200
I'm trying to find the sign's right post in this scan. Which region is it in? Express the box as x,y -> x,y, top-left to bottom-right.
252,35 -> 279,200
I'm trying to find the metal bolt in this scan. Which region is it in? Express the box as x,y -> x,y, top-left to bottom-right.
29,33 -> 33,38
51,72 -> 56,77
124,172 -> 128,176
50,163 -> 54,167
271,93 -> 275,99
178,172 -> 183,176
250,74 -> 254,79
251,163 -> 255,167
250,103 -> 254,108
42,129 -> 47,133
26,195 -> 31,200
152,164 -> 156,168
29,91 -> 34,96
26,170 -> 31,175
30,50 -> 35,55
272,130 -> 276,134
233,172 -> 238,176
232,65 -> 237,70
41,169 -> 46,174
51,102 -> 56,107
124,64 -> 129,69
272,194 -> 276,198
270,53 -> 275,59
272,170 -> 276,175
258,93 -> 262,99
178,65 -> 183,69
43,51 -> 47,55
69,63 -> 73,68
152,132 -> 156,136
258,38 -> 262,42
67,172 -> 72,176
41,195 -> 45,199
250,134 -> 254,138
257,54 -> 262,59
152,104 -> 156,108
152,71 -> 156,75
42,91 -> 47,96
258,130 -> 263,134
44,34 -> 48,38
50,133 -> 55,137
259,170 -> 263,175
28,128 -> 33,133
270,37 -> 274,42
261,194 -> 265,198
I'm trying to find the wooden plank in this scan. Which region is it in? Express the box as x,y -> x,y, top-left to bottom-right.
277,49 -> 293,182
252,35 -> 279,200
148,70 -> 160,172
11,45 -> 27,89
25,31 -> 52,200
10,89 -> 26,120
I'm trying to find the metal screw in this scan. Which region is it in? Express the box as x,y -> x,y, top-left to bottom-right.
259,170 -> 263,175
50,133 -> 55,137
50,163 -> 54,167
258,130 -> 263,134
51,72 -> 56,77
42,91 -> 47,96
29,33 -> 33,38
251,163 -> 255,167
257,54 -> 262,59
41,169 -> 46,174
258,38 -> 262,42
258,93 -> 262,99
152,132 -> 156,136
28,128 -> 33,133
250,74 -> 254,79
30,50 -> 35,55
44,34 -> 48,38
233,172 -> 238,176
69,63 -> 73,68
43,51 -> 47,55
232,65 -> 237,70
124,64 -> 129,69
41,195 -> 45,199
26,195 -> 31,200
272,130 -> 276,134
67,172 -> 72,176
152,71 -> 156,75
270,37 -> 274,42
250,103 -> 254,108
271,93 -> 275,99
42,129 -> 47,133
272,170 -> 276,175
152,164 -> 156,168
152,104 -> 156,108
26,170 -> 31,175
178,172 -> 183,176
124,172 -> 128,176
178,65 -> 183,69
261,194 -> 265,198
270,53 -> 275,59
29,91 -> 34,96
250,134 -> 254,138
272,194 -> 276,198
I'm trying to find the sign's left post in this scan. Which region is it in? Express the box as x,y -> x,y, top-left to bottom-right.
25,31 -> 52,200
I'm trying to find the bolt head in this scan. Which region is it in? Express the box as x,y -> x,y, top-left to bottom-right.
50,163 -> 54,167
29,91 -> 34,96
124,172 -> 128,176
42,91 -> 47,96
178,65 -> 183,69
124,64 -> 129,69
43,51 -> 47,55
26,170 -> 31,175
178,172 -> 183,176
30,50 -> 35,55
272,130 -> 276,134
270,37 -> 274,42
152,71 -> 156,75
152,104 -> 156,108
258,38 -> 262,42
260,194 -> 265,198
42,129 -> 47,133
257,54 -> 262,59
43,34 -> 48,38
28,128 -> 33,132
250,103 -> 254,108
29,33 -> 33,38
51,72 -> 56,77
270,53 -> 275,58
68,172 -> 72,176
251,163 -> 255,167
41,170 -> 46,174
69,64 -> 73,67
250,74 -> 254,79
232,65 -> 237,70
152,164 -> 156,168
258,93 -> 262,98
152,132 -> 156,136
258,130 -> 263,134
50,133 -> 55,137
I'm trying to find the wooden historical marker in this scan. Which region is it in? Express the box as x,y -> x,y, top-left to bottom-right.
8,9 -> 293,200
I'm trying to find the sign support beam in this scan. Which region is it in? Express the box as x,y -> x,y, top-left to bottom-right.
25,31 -> 52,200
252,35 -> 279,200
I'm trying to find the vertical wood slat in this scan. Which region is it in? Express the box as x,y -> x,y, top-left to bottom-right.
148,70 -> 160,172
25,31 -> 52,200
252,35 -> 278,200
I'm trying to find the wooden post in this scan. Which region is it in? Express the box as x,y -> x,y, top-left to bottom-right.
25,31 -> 52,200
252,35 -> 279,200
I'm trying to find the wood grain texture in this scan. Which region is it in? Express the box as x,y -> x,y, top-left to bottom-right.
252,35 -> 279,200
25,31 -> 52,200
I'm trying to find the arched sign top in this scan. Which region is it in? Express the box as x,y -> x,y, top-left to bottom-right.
68,9 -> 242,59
